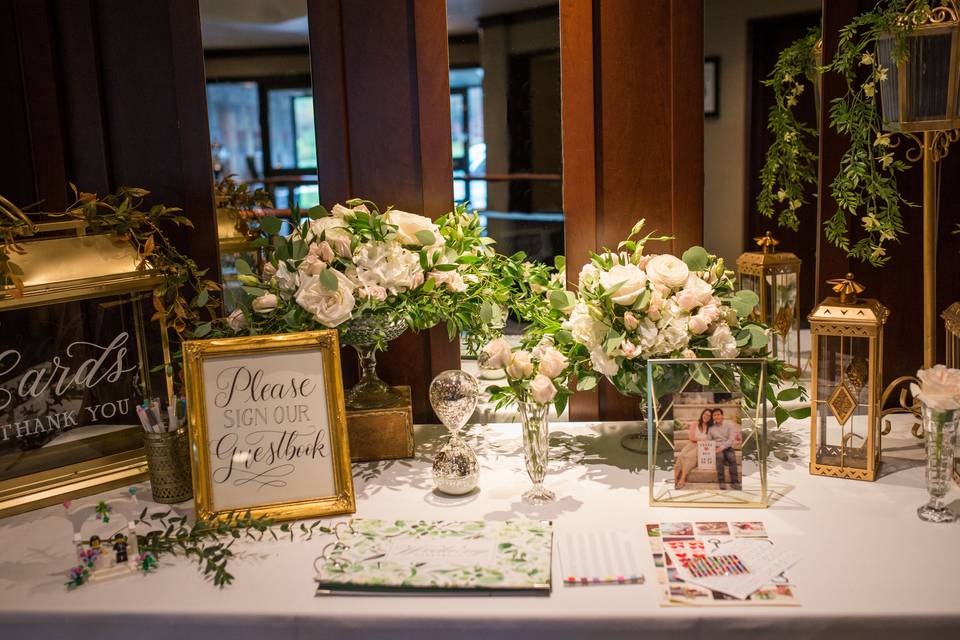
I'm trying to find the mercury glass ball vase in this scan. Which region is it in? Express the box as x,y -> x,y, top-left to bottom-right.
430,370 -> 480,495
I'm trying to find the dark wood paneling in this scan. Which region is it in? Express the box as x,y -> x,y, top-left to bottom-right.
562,0 -> 704,420
0,0 -> 35,206
309,0 -> 457,421
12,0 -> 68,210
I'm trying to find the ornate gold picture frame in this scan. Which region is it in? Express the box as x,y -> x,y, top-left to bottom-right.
183,330 -> 355,521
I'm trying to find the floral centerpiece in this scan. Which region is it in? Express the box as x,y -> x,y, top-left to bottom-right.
535,221 -> 807,425
222,199 -> 495,408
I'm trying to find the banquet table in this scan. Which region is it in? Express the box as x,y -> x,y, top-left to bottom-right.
1,417 -> 958,640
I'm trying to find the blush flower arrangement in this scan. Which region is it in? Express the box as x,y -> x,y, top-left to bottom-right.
532,220 -> 808,424
222,199 -> 496,343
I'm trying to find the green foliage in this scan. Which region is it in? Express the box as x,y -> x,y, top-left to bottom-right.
757,28 -> 821,231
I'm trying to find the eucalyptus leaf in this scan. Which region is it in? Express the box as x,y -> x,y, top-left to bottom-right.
318,268 -> 339,292
415,230 -> 436,246
681,246 -> 710,271
259,216 -> 282,235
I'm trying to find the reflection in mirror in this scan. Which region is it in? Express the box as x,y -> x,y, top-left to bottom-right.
703,0 -> 821,368
446,1 -> 562,265
199,0 -> 315,309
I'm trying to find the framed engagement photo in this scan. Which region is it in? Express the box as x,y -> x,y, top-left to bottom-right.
183,331 -> 355,522
647,358 -> 769,508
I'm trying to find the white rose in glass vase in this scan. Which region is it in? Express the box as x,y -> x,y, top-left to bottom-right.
480,337 -> 512,369
598,264 -> 648,306
530,374 -> 558,404
646,254 -> 690,290
295,269 -> 356,327
385,209 -> 443,247
912,365 -> 960,411
537,346 -> 569,379
506,351 -> 535,379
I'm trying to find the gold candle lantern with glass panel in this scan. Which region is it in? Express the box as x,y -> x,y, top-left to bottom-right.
942,303 -> 960,368
736,232 -> 801,372
809,275 -> 888,481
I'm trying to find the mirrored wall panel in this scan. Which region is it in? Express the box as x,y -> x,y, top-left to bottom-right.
199,0 -> 315,309
446,1 -> 562,264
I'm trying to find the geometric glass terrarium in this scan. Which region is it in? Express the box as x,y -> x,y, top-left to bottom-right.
647,357 -> 769,508
808,275 -> 888,481
736,232 -> 802,373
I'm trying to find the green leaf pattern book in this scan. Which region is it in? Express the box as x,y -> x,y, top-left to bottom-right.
315,519 -> 553,594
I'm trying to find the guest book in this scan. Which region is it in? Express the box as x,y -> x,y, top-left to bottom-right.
314,518 -> 553,595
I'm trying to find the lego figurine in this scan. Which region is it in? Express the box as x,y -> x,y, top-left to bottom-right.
112,533 -> 129,564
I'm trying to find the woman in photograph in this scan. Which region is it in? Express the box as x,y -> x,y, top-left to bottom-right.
675,409 -> 712,489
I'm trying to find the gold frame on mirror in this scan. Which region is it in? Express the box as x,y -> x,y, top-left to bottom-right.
182,330 -> 355,522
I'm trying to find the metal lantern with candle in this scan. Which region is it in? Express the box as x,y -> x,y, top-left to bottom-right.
942,302 -> 960,483
809,275 -> 889,481
0,221 -> 172,517
736,231 -> 802,373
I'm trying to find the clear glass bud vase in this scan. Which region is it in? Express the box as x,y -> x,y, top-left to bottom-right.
518,401 -> 555,505
918,403 -> 958,523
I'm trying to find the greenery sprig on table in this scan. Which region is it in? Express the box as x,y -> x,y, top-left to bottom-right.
757,28 -> 821,231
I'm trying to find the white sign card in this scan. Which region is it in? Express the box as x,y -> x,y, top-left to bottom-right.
184,331 -> 355,521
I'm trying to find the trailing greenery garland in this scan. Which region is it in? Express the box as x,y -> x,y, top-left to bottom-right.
756,28 -> 821,231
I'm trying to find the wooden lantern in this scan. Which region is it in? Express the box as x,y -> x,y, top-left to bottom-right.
877,1 -> 960,132
736,232 -> 802,372
809,275 -> 888,481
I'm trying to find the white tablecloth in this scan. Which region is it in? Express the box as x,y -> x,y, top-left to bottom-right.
1,417 -> 957,640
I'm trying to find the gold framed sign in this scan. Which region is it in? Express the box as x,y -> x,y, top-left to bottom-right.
182,331 -> 355,521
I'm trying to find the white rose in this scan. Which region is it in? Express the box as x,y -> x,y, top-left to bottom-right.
646,254 -> 689,290
682,349 -> 697,359
598,264 -> 648,306
675,290 -> 700,312
912,365 -> 960,411
294,269 -> 356,327
658,315 -> 689,353
261,262 -> 277,279
331,202 -> 367,218
308,216 -> 353,257
707,324 -> 738,359
428,269 -> 466,292
688,314 -> 709,335
385,209 -> 443,247
354,241 -> 424,295
621,339 -> 641,359
537,346 -> 568,379
226,308 -> 246,331
357,284 -> 388,302
622,311 -> 639,331
506,350 -> 535,379
251,293 -> 278,314
481,337 -> 512,369
683,274 -> 715,306
529,374 -> 558,404
589,346 -> 620,377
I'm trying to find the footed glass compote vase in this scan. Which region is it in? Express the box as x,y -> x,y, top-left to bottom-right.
918,403 -> 958,523
430,370 -> 480,496
518,401 -> 555,505
340,314 -> 407,410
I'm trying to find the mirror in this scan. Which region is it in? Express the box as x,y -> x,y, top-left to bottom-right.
703,0 -> 821,363
446,1 -> 562,265
199,0 -> 316,309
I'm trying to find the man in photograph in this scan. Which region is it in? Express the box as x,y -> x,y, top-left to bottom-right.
709,408 -> 740,490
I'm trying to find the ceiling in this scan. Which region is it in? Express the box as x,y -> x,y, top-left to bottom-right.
199,0 -> 557,49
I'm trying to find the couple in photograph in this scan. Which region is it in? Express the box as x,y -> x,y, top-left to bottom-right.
675,407 -> 740,490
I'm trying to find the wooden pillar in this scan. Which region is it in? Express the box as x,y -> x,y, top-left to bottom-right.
309,0 -> 459,422
561,0 -> 704,420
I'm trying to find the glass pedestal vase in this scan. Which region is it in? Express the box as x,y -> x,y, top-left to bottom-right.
518,401 -> 555,505
341,315 -> 407,410
918,404 -> 958,523
620,398 -> 649,454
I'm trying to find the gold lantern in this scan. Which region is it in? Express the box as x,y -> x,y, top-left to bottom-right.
217,206 -> 265,312
736,232 -> 801,372
809,275 -> 888,481
942,303 -> 960,367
